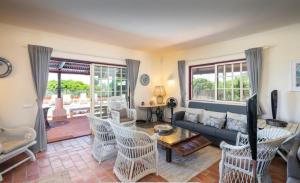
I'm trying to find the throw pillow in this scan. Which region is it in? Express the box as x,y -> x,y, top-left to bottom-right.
226,112 -> 247,133
185,108 -> 204,122
201,110 -> 226,123
184,112 -> 198,123
203,116 -> 226,129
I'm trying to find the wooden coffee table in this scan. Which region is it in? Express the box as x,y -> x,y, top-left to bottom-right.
157,127 -> 211,162
136,124 -> 211,162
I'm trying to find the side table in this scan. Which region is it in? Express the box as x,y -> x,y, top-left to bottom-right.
138,104 -> 166,122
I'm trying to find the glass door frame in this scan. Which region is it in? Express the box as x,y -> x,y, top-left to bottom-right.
90,63 -> 128,118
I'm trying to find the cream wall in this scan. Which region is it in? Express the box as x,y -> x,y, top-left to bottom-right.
0,23 -> 161,128
161,23 -> 300,123
1,22 -> 300,127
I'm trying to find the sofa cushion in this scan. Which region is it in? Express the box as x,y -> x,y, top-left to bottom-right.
173,120 -> 196,130
215,128 -> 238,142
203,116 -> 226,129
184,112 -> 198,123
173,120 -> 217,137
201,110 -> 226,123
193,123 -> 217,137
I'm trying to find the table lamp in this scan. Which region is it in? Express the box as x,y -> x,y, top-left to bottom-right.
154,86 -> 166,104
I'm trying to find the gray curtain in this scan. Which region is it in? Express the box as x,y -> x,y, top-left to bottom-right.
126,59 -> 140,108
178,60 -> 186,107
245,47 -> 263,115
28,45 -> 53,152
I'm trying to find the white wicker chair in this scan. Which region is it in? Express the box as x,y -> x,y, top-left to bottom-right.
110,122 -> 159,182
108,96 -> 137,126
219,128 -> 291,183
0,127 -> 37,181
86,114 -> 117,163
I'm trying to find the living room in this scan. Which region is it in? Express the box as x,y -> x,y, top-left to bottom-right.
0,0 -> 300,183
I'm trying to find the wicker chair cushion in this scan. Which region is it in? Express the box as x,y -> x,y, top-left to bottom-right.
1,139 -> 29,154
0,127 -> 36,154
116,108 -> 128,119
120,118 -> 134,123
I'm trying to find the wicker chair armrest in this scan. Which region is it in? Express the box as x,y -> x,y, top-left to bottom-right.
128,109 -> 137,120
111,110 -> 120,123
150,133 -> 160,141
221,141 -> 247,150
236,132 -> 249,146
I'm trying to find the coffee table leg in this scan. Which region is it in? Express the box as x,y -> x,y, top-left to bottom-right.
166,148 -> 172,162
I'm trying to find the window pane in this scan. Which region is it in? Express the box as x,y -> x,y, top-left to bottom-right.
217,89 -> 224,100
217,65 -> 224,100
217,65 -> 224,88
122,68 -> 127,78
225,64 -> 232,88
233,63 -> 241,88
225,89 -> 232,101
192,66 -> 215,100
242,90 -> 250,101
233,89 -> 241,101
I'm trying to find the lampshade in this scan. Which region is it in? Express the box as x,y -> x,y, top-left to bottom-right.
154,86 -> 166,96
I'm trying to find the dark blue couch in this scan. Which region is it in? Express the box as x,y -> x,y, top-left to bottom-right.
172,101 -> 247,145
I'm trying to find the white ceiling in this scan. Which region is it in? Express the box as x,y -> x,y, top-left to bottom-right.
0,0 -> 300,50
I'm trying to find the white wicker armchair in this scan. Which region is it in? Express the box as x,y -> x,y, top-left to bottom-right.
0,127 -> 37,181
86,114 -> 117,163
219,128 -> 291,183
110,122 -> 159,182
108,96 -> 137,126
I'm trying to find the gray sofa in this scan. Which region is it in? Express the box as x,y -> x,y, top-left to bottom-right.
287,134 -> 300,183
172,101 -> 247,145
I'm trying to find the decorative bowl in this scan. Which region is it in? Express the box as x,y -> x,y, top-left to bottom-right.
154,124 -> 173,135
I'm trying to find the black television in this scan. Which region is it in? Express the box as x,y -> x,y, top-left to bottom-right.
246,93 -> 257,182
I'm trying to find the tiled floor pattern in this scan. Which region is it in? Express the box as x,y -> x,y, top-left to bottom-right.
47,116 -> 91,143
1,136 -> 166,183
1,136 -> 286,183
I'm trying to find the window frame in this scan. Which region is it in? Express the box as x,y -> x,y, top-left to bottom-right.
189,58 -> 248,103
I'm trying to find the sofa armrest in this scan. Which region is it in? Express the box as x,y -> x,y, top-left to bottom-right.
287,140 -> 300,180
172,111 -> 185,121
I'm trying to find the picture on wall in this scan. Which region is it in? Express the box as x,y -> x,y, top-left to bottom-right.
290,60 -> 300,91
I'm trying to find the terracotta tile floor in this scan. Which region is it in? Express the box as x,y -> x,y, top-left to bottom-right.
1,135 -> 286,183
1,136 -> 166,183
47,116 -> 91,143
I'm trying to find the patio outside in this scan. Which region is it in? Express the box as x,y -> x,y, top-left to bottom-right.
43,73 -> 91,142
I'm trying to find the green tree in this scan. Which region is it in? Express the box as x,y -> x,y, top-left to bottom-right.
47,80 -> 90,96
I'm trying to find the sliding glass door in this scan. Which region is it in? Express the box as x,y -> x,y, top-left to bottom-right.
90,64 -> 128,118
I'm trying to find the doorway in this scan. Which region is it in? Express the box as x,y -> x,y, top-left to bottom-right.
43,58 -> 128,143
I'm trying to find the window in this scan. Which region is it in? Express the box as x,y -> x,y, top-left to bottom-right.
190,60 -> 250,102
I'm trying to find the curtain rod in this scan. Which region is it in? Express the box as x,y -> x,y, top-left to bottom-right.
186,45 -> 275,62
23,45 -> 125,61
